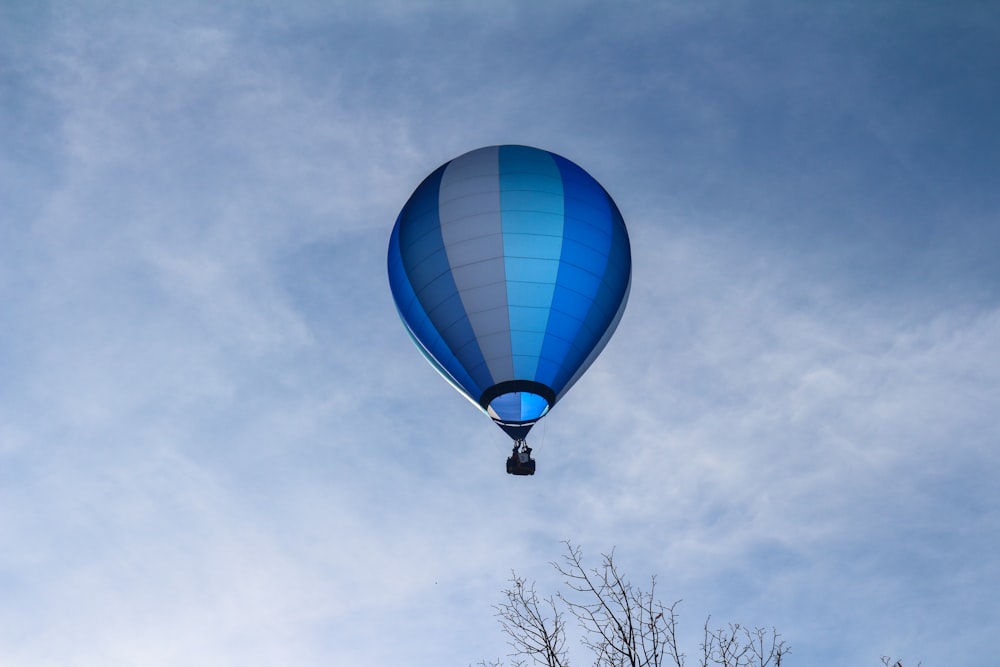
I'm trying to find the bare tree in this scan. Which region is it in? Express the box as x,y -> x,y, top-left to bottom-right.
481,542 -> 789,667
495,575 -> 568,667
699,620 -> 786,667
880,657 -> 921,667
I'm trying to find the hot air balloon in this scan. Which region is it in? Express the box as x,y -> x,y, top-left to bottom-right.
387,145 -> 631,474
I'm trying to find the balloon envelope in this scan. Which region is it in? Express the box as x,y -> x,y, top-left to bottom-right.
388,145 -> 631,440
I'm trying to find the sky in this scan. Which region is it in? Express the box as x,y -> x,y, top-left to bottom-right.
1,1 -> 999,665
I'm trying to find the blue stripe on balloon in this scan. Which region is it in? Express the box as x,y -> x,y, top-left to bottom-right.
544,154 -> 620,395
499,145 -> 563,382
389,220 -> 483,405
554,192 -> 631,398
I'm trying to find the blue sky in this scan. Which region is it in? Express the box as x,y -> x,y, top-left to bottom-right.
2,2 -> 998,665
